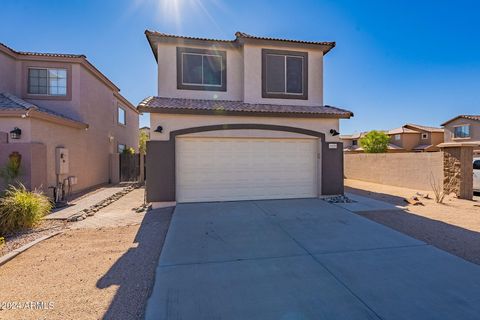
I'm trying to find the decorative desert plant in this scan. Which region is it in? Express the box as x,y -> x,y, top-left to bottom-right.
0,184 -> 52,234
430,172 -> 454,204
0,236 -> 4,247
139,130 -> 149,154
0,151 -> 22,186
359,130 -> 390,153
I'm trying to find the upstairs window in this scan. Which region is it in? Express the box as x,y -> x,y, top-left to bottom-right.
262,49 -> 308,100
118,107 -> 126,125
28,68 -> 67,96
394,134 -> 401,141
421,133 -> 428,139
352,140 -> 358,146
177,47 -> 226,91
453,125 -> 470,138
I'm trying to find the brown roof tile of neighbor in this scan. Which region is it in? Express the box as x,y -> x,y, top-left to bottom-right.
404,123 -> 444,133
138,97 -> 353,118
0,92 -> 87,127
0,42 -> 86,58
234,32 -> 335,49
441,115 -> 480,126
388,127 -> 418,135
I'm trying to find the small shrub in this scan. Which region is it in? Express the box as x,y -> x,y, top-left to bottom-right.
0,184 -> 52,234
359,130 -> 390,153
0,236 -> 4,246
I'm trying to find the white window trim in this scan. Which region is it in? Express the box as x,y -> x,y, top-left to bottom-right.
27,67 -> 67,96
452,124 -> 471,139
117,106 -> 126,126
394,134 -> 401,141
181,52 -> 223,87
421,133 -> 428,139
265,54 -> 305,96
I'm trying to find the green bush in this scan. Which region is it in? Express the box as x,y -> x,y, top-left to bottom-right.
0,184 -> 52,234
359,130 -> 390,153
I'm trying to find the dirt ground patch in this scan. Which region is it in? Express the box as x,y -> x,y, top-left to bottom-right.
0,207 -> 173,320
346,179 -> 480,265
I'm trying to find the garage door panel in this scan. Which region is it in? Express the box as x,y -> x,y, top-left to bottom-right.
176,138 -> 318,203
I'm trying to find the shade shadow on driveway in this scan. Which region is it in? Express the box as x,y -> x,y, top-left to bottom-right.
96,206 -> 173,320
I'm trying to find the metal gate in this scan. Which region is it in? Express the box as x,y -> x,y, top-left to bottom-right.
119,153 -> 140,182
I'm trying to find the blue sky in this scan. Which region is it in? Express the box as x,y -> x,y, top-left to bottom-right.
1,0 -> 479,133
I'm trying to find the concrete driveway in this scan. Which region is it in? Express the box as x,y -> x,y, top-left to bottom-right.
145,199 -> 480,320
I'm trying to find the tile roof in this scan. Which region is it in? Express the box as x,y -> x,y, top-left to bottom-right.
145,30 -> 336,56
388,127 -> 418,135
234,32 -> 335,48
138,97 -> 353,118
412,144 -> 434,151
0,42 -> 85,59
404,123 -> 444,133
0,92 -> 86,125
441,115 -> 480,126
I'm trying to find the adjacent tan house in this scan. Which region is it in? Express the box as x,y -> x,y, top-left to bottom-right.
139,30 -> 353,204
441,115 -> 480,155
388,124 -> 444,152
342,124 -> 444,153
0,43 -> 139,197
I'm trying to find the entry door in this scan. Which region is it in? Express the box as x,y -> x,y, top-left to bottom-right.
176,137 -> 318,203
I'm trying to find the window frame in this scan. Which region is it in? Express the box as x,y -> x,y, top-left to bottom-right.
394,134 -> 401,141
117,106 -> 126,126
176,47 -> 227,92
453,125 -> 471,139
118,143 -> 126,154
27,67 -> 68,97
473,160 -> 480,170
421,133 -> 429,140
262,49 -> 308,100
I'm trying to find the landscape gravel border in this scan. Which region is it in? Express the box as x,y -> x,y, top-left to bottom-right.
0,231 -> 62,267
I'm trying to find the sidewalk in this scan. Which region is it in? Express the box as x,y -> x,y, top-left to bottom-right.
45,185 -> 128,220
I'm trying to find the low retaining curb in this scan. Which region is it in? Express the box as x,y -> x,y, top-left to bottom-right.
0,231 -> 63,267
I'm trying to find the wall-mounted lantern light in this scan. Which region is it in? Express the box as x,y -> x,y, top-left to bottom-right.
330,129 -> 340,136
154,125 -> 163,133
10,127 -> 22,139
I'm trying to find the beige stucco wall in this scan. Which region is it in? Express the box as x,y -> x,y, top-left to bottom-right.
0,118 -> 32,143
0,51 -> 17,93
150,113 -> 340,142
344,152 -> 444,191
156,41 -> 324,106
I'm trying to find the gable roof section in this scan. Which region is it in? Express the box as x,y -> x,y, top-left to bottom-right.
441,115 -> 480,126
0,92 -> 88,129
388,127 -> 418,135
145,30 -> 336,61
138,97 -> 353,119
404,123 -> 444,133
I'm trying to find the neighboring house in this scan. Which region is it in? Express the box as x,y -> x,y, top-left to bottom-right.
388,124 -> 444,152
342,124 -> 443,153
0,43 -> 139,197
441,115 -> 480,155
340,132 -> 366,152
139,30 -> 353,204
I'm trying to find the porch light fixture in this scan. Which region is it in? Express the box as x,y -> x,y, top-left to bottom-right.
154,125 -> 163,133
330,129 -> 340,136
10,127 -> 22,139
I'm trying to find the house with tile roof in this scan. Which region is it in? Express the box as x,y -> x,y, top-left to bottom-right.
441,115 -> 480,155
139,30 -> 353,204
341,124 -> 444,153
0,43 -> 139,197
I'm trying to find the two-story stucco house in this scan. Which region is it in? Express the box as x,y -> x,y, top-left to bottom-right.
0,43 -> 139,197
387,124 -> 444,152
441,115 -> 480,155
138,31 -> 353,204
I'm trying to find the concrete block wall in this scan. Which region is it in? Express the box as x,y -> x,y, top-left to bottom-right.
344,152 -> 444,191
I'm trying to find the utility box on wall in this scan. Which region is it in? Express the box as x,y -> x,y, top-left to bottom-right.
55,147 -> 69,175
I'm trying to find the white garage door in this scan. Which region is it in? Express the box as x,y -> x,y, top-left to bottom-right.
176,137 -> 318,203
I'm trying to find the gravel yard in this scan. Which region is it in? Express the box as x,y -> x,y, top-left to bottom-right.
346,179 -> 480,265
0,188 -> 173,319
